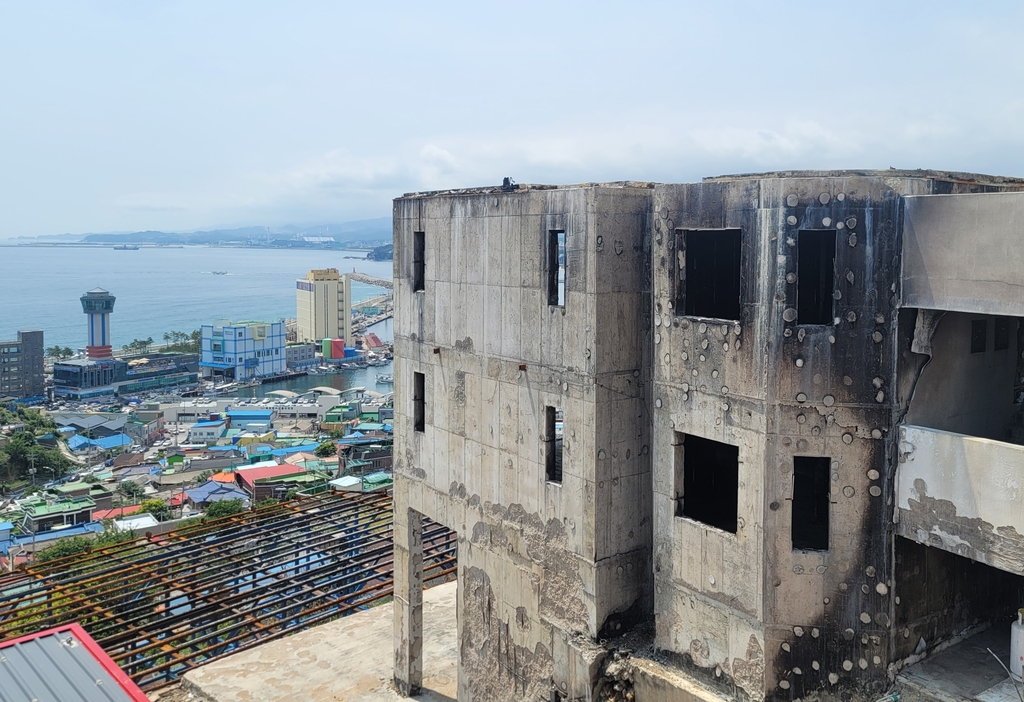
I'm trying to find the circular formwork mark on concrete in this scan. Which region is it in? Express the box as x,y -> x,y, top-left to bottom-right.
823,217 -> 832,227
819,192 -> 831,205
869,486 -> 882,497
871,429 -> 882,439
796,393 -> 807,403
843,433 -> 854,444
783,308 -> 798,322
872,331 -> 884,343
867,469 -> 880,480
823,395 -> 835,406
849,233 -> 858,247
787,194 -> 799,207
876,391 -> 885,403
846,216 -> 857,229
843,486 -> 856,498
786,272 -> 797,284
787,215 -> 798,226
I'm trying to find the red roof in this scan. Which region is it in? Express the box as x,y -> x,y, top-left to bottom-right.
235,463 -> 306,489
93,504 -> 143,520
211,471 -> 236,483
365,333 -> 384,348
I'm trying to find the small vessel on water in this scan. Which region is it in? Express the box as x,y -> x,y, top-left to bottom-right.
212,271 -> 228,275
375,374 -> 394,385
114,244 -> 140,250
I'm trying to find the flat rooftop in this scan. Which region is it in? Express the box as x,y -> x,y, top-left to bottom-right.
183,580 -> 458,702
399,169 -> 1024,200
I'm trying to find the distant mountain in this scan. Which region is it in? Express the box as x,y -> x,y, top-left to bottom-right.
78,217 -> 392,245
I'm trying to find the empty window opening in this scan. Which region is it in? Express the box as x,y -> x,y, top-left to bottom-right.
547,230 -> 566,307
413,372 -> 425,432
971,319 -> 988,354
995,318 -> 1011,351
797,230 -> 837,325
544,406 -> 563,482
792,457 -> 830,551
413,231 -> 425,292
673,433 -> 739,533
678,229 -> 742,320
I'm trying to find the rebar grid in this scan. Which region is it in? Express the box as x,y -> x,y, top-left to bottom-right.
0,491 -> 456,691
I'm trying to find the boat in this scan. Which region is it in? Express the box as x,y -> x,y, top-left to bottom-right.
375,374 -> 394,384
114,244 -> 140,250
212,271 -> 228,275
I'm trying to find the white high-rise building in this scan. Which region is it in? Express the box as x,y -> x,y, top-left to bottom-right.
295,269 -> 353,344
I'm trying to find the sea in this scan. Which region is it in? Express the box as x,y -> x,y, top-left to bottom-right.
0,244 -> 396,398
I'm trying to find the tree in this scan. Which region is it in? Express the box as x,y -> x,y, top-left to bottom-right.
118,481 -> 144,500
138,498 -> 170,520
314,440 -> 337,458
205,499 -> 245,519
34,528 -> 127,563
46,346 -> 73,360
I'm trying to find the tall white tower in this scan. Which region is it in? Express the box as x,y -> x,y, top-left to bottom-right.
80,287 -> 116,359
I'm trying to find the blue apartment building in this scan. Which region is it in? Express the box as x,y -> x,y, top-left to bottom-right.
200,321 -> 286,381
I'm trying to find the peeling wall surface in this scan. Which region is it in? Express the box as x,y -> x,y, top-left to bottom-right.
896,425 -> 1024,572
392,184 -> 654,700
903,191 -> 1024,316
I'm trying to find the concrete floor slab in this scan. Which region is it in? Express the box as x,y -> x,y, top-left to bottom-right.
900,625 -> 1016,702
183,582 -> 457,702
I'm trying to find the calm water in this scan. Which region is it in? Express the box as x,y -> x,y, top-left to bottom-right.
0,246 -> 394,349
248,318 -> 394,399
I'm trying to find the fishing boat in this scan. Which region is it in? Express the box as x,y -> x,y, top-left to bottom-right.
113,244 -> 140,250
375,374 -> 394,385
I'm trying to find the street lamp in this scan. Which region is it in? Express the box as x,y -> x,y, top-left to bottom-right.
28,467 -> 36,485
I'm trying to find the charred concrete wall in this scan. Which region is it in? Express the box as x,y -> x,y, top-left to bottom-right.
392,184 -> 654,700
651,175 -> 918,700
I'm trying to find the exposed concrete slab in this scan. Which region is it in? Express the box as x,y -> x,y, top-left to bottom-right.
898,625 -> 1013,702
183,582 -> 457,702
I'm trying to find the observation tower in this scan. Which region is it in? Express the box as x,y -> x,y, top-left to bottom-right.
80,287 -> 116,359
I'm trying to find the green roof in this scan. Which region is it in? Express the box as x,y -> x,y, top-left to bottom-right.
23,496 -> 96,517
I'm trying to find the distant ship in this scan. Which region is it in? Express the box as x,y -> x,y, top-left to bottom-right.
212,271 -> 228,275
113,244 -> 140,250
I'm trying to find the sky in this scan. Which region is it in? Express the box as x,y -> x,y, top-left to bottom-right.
1,1 -> 1023,237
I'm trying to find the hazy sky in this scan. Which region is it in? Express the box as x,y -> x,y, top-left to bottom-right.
2,1 -> 1022,237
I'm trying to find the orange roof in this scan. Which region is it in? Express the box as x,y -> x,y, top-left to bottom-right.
93,505 -> 143,520
210,471 -> 236,483
236,464 -> 306,489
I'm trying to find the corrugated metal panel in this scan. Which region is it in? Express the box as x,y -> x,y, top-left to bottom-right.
0,626 -> 145,702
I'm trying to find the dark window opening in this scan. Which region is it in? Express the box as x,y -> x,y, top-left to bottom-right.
674,433 -> 739,533
797,230 -> 837,325
413,372 -> 425,432
412,231 -> 425,292
678,229 -> 742,321
792,457 -> 830,551
547,230 -> 566,307
971,319 -> 988,354
995,318 -> 1011,351
544,406 -> 563,482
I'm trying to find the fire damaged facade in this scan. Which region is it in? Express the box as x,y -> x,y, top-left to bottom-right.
391,171 -> 1024,701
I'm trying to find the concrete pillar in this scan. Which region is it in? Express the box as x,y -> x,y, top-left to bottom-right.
394,506 -> 423,696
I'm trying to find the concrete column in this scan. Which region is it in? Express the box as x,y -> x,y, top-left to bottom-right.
394,506 -> 424,696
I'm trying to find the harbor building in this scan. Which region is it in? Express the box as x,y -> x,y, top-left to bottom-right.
0,329 -> 44,400
296,268 -> 353,345
199,320 -> 286,381
285,341 -> 317,370
53,353 -> 199,399
391,172 -> 1024,701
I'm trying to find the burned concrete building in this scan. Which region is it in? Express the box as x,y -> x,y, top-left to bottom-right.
391,171 -> 1024,701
